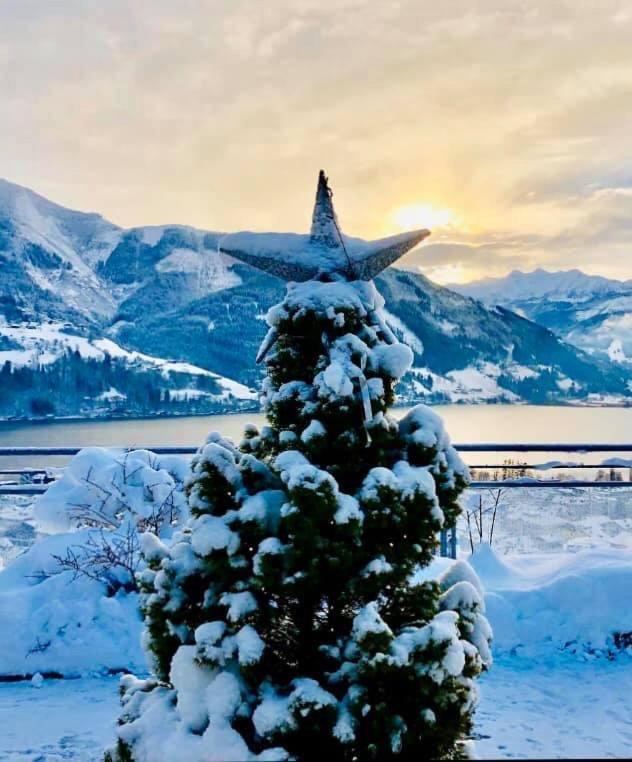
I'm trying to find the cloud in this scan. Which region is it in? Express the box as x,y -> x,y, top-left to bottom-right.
400,237 -> 541,283
0,0 -> 631,281
401,180 -> 632,282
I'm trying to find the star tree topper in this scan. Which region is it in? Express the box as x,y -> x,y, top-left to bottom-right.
219,170 -> 430,282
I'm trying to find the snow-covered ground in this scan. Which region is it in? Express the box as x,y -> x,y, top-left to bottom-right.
1,487 -> 631,759
476,656 -> 632,759
472,544 -> 632,758
0,675 -> 121,761
0,494 -> 40,569
459,485 -> 632,555
1,657 -> 630,760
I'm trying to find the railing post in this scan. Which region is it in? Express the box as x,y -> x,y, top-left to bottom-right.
450,526 -> 457,559
440,529 -> 448,557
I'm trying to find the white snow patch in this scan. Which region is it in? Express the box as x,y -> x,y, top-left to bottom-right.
382,310 -> 424,354
607,338 -> 627,363
470,544 -> 632,657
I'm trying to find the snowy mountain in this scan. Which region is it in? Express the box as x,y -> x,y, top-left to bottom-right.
0,321 -> 257,419
451,268 -> 630,303
0,178 -> 630,418
103,238 -> 631,405
451,269 -> 632,367
0,178 -> 122,327
377,270 -> 630,404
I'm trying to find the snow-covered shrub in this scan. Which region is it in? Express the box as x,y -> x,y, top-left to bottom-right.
36,448 -> 188,534
35,448 -> 188,593
112,280 -> 490,761
463,489 -> 507,551
0,448 -> 189,677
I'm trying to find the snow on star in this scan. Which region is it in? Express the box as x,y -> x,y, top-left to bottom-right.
219,170 -> 430,282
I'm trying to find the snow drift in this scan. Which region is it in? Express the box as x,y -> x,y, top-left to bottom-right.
471,543 -> 632,658
0,530 -> 144,677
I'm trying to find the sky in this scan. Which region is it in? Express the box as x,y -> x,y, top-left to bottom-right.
1,0 -> 632,283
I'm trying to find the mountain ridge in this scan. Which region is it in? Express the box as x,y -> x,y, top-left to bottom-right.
450,267 -> 631,300
450,268 -> 632,366
0,178 -> 630,418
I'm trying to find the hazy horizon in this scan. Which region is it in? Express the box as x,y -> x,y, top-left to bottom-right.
2,1 -> 632,284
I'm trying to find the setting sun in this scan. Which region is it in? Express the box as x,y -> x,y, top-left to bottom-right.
391,203 -> 455,231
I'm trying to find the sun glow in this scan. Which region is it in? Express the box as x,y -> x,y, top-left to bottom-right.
391,203 -> 455,231
425,263 -> 470,285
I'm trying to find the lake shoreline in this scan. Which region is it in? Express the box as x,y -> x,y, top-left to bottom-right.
0,405 -> 261,429
1,406 -> 631,452
1,398 -> 630,430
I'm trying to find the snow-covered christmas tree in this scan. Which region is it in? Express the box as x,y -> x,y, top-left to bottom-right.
108,172 -> 491,761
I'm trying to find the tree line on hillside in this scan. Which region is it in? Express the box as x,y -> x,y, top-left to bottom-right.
0,350 -> 256,419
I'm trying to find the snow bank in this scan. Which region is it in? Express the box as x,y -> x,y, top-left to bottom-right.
0,531 -> 144,677
471,544 -> 632,658
468,544 -> 520,588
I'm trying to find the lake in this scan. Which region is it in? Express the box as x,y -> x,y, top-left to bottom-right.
1,405 -> 631,470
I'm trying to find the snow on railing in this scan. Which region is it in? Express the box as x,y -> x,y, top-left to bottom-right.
457,443 -> 632,452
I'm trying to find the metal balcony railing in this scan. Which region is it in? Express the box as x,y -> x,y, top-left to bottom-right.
1,443 -> 630,493
1,443 -> 631,560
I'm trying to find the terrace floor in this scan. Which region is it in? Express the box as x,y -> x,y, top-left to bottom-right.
1,657 -> 631,760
